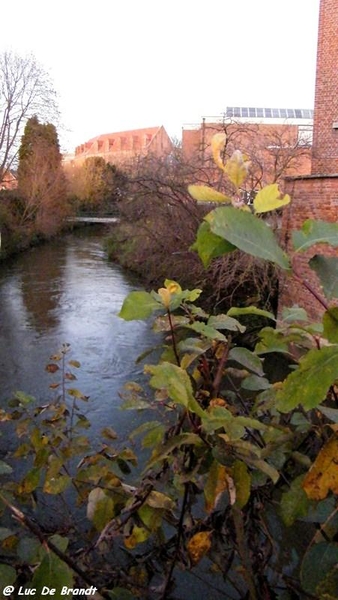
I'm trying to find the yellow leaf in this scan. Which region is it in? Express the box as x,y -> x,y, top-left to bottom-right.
188,184 -> 231,204
164,279 -> 182,294
158,287 -> 171,308
303,435 -> 338,500
187,531 -> 212,565
211,132 -> 227,171
146,490 -> 175,510
204,461 -> 229,513
124,525 -> 149,549
253,184 -> 290,214
224,150 -> 250,189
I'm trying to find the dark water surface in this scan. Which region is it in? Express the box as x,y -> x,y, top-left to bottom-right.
0,228 -> 233,599
0,228 -> 157,444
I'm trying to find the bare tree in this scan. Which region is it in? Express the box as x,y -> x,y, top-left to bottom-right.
0,51 -> 59,183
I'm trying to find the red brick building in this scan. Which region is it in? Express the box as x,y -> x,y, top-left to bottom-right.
182,109 -> 313,189
68,125 -> 173,167
280,0 -> 338,319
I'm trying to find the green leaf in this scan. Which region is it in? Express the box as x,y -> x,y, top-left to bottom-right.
118,291 -> 162,321
68,359 -> 81,368
87,488 -> 115,530
248,458 -> 280,484
19,467 -> 41,494
241,375 -> 271,391
153,314 -> 189,333
0,563 -> 16,586
229,347 -> 264,376
188,184 -> 232,203
208,314 -> 246,333
67,388 -> 88,401
146,490 -> 175,510
253,183 -> 290,214
177,337 -> 211,356
185,321 -> 227,341
323,308 -> 338,343
227,306 -> 276,321
206,206 -> 290,269
191,221 -> 235,267
130,421 -> 165,447
0,460 -> 12,475
301,542 -> 338,594
14,390 -> 36,405
144,362 -> 205,417
319,406 -> 338,423
293,219 -> 338,252
282,306 -> 309,323
32,552 -> 73,599
233,460 -> 251,508
201,406 -> 233,433
280,475 -> 311,526
148,433 -> 203,467
276,345 -> 338,412
43,475 -> 71,495
309,255 -> 338,300
255,326 -> 297,355
138,504 -> 164,530
17,537 -> 41,563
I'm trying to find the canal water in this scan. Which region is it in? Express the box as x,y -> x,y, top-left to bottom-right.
0,227 -> 233,599
0,228 -> 158,446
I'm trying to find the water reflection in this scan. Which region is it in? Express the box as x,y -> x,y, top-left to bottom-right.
0,229 -> 158,442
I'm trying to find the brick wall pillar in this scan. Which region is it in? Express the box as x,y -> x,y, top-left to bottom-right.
279,175 -> 338,320
311,0 -> 338,174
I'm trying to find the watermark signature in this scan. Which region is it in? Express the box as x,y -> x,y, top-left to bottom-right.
2,586 -> 98,597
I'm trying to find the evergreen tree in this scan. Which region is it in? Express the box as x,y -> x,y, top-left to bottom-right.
17,116 -> 68,235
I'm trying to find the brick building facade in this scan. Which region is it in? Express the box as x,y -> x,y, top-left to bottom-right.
279,0 -> 338,319
182,109 -> 313,188
66,125 -> 173,168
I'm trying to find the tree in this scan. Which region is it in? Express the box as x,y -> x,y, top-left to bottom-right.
65,156 -> 126,214
3,134 -> 338,598
0,51 -> 58,184
17,116 -> 68,236
186,117 -> 312,196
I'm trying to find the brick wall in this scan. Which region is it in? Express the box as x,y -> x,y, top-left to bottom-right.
311,0 -> 338,174
279,174 -> 338,320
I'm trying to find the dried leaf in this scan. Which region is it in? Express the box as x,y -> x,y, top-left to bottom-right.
187,531 -> 212,565
303,436 -> 338,500
45,363 -> 59,373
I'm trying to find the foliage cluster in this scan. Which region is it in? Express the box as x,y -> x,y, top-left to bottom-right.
17,116 -> 69,237
107,148 -> 279,312
2,134 -> 338,599
0,117 -> 71,257
65,157 -> 126,216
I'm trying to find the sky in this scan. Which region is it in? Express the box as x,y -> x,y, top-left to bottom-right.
1,0 -> 321,153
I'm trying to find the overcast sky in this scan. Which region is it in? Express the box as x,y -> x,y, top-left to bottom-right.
1,0 -> 320,152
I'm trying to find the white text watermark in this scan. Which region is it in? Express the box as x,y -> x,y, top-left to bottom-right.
2,586 -> 97,597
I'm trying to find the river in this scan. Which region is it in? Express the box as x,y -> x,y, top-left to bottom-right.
0,228 -> 233,599
0,228 -> 158,446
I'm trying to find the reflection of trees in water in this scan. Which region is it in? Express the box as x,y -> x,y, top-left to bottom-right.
19,242 -> 67,332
